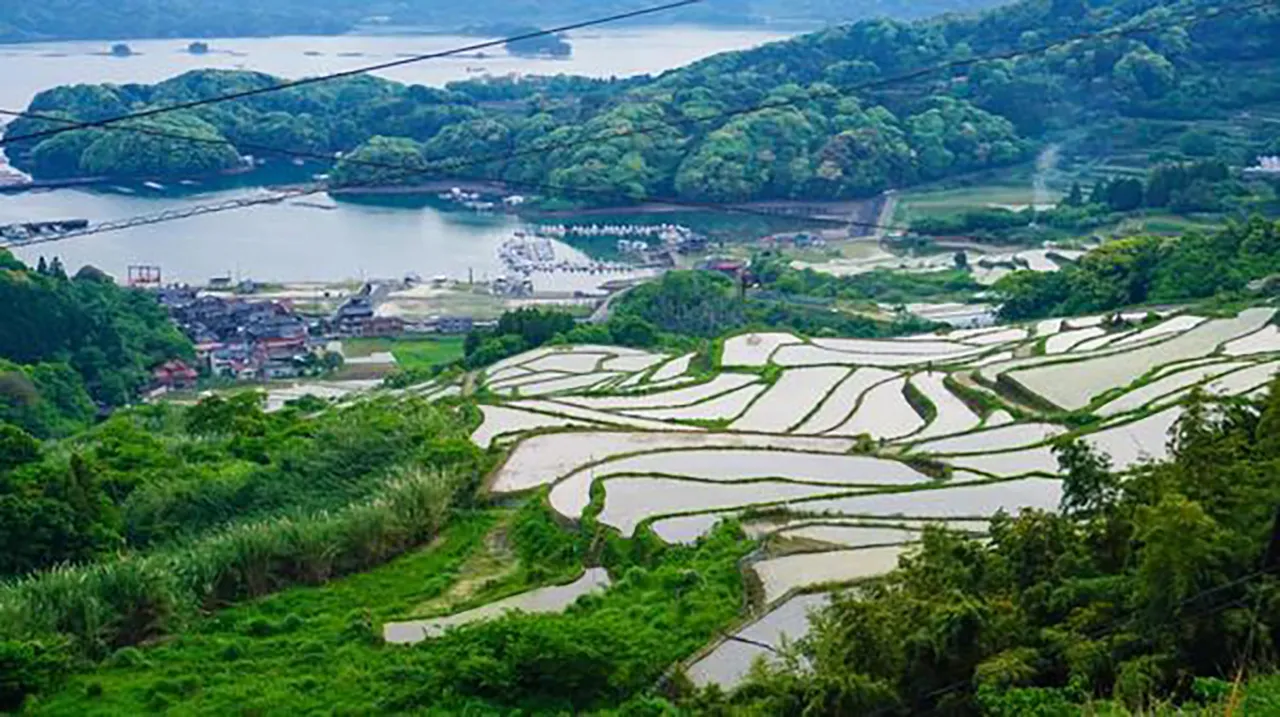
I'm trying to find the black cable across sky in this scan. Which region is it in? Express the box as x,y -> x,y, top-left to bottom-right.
0,0 -> 703,147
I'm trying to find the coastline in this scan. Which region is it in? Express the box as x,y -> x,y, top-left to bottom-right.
3,162 -> 884,236
0,164 -> 255,194
330,179 -> 882,222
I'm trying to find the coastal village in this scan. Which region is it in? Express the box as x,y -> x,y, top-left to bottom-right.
128,218 -> 724,398
143,278 -> 483,395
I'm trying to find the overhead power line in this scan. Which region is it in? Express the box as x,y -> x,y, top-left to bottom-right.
3,0 -> 1265,180
1,0 -> 1271,248
0,107 -> 890,249
0,0 -> 703,147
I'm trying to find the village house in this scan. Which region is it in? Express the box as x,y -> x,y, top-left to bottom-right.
333,295 -> 376,335
435,316 -> 475,334
152,360 -> 199,391
158,288 -> 321,380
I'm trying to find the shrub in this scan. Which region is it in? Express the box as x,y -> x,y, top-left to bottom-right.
0,469 -> 465,689
105,647 -> 149,668
242,617 -> 275,638
0,638 -> 70,712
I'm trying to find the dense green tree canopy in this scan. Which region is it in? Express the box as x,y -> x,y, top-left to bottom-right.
329,135 -> 430,188
710,386 -> 1280,713
13,0 -> 1278,200
0,250 -> 191,425
993,217 -> 1280,320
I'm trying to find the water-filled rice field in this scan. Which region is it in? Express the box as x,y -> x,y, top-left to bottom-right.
383,569 -> 611,645
469,312 -> 1278,545
398,307 -> 1280,690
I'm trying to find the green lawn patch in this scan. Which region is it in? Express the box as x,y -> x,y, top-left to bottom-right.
345,336 -> 466,371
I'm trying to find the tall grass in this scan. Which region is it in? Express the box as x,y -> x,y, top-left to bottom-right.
0,469 -> 459,658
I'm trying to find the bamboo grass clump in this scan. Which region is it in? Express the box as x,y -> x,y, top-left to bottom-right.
0,469 -> 460,657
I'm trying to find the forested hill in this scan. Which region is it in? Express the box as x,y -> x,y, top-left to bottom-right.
8,0 -> 1280,201
0,250 -> 191,438
0,0 -> 1014,43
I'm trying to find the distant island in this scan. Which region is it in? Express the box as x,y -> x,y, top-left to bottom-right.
504,28 -> 572,58
187,41 -> 210,55
9,0 -> 1277,224
0,0 -> 1016,45
110,42 -> 133,57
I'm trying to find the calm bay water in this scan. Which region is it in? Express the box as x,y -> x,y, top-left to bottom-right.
0,26 -> 791,284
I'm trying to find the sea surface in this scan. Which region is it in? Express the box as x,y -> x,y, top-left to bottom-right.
0,27 -> 791,284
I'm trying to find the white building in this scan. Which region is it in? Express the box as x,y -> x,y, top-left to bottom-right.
1244,156 -> 1280,177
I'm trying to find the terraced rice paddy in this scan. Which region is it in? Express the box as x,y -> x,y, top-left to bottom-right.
687,593 -> 830,689
722,332 -> 801,366
650,513 -> 736,543
909,372 -> 982,440
383,569 -> 611,645
595,478 -> 844,537
1095,362 -> 1252,417
573,449 -> 931,487
629,384 -> 768,421
1036,318 -> 1064,336
1206,361 -> 1280,396
746,517 -> 989,544
914,422 -> 1065,454
468,310 -> 1277,540
773,344 -> 983,368
947,446 -> 1061,477
1007,309 -> 1275,410
753,546 -> 906,604
1113,315 -> 1207,347
523,352 -> 611,373
561,373 -> 758,411
793,368 -> 897,434
434,307 -> 1280,694
792,479 -> 1065,522
492,432 -> 853,494
731,367 -> 849,432
504,372 -> 622,396
1226,326 -> 1280,356
601,353 -> 667,373
775,524 -> 921,548
1045,326 -> 1106,354
964,350 -> 1015,368
829,378 -> 924,439
506,399 -> 699,432
1084,408 -> 1184,470
650,352 -> 696,382
471,405 -> 592,448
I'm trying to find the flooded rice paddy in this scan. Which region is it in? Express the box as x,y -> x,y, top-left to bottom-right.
399,306 -> 1280,694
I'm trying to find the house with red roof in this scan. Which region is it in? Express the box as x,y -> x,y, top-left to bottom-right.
152,360 -> 199,390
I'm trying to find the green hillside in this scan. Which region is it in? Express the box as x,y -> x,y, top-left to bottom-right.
9,0 -> 1279,212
